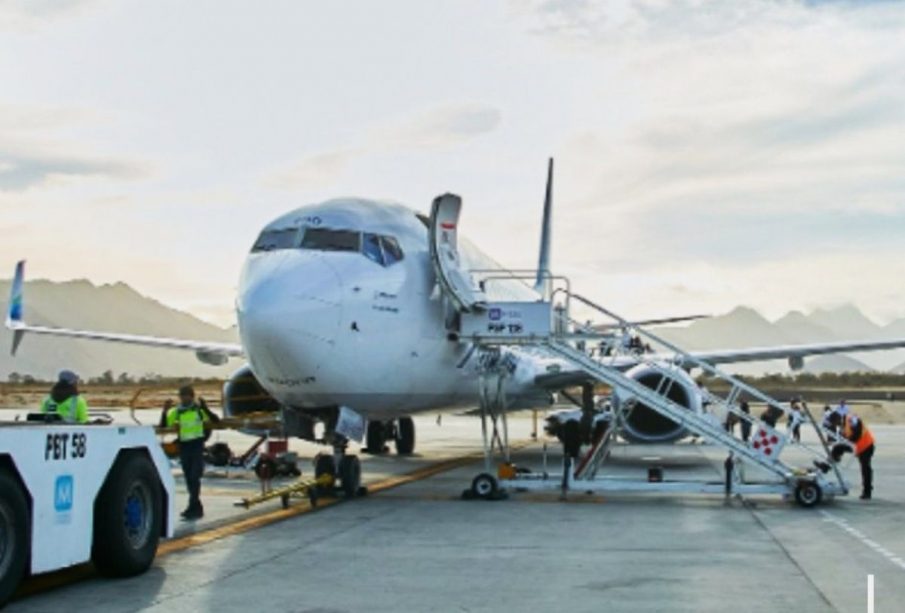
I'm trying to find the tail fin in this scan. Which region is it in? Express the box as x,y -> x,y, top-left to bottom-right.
6,260 -> 26,355
533,157 -> 554,296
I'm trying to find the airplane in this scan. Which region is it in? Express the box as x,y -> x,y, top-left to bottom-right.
8,158 -> 905,496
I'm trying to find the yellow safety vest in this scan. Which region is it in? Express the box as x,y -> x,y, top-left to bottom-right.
166,405 -> 208,442
41,395 -> 89,423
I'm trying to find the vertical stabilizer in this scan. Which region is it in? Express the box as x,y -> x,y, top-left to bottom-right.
534,158 -> 554,296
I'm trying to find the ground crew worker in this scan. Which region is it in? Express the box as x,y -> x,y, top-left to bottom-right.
40,370 -> 88,423
788,400 -> 804,443
739,400 -> 752,443
828,410 -> 875,500
160,385 -> 220,520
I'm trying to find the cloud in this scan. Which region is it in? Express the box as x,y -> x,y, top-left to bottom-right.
266,148 -> 362,190
0,149 -> 146,191
0,104 -> 150,191
267,103 -> 502,190
0,0 -> 101,30
376,104 -> 503,149
512,0 -> 905,45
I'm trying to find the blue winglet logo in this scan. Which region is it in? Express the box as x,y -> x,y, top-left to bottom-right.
8,260 -> 24,324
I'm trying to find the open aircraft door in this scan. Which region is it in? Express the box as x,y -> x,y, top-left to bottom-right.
429,193 -> 487,315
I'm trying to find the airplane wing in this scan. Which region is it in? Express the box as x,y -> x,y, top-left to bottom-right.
5,261 -> 244,364
533,339 -> 905,389
681,339 -> 905,368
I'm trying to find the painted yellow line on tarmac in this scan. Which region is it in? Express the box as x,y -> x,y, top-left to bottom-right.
15,446 -> 507,601
158,450 -> 489,555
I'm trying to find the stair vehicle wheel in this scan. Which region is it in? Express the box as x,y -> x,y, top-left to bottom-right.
471,473 -> 498,499
395,417 -> 415,455
794,481 -> 822,508
366,421 -> 387,454
254,455 -> 277,481
0,471 -> 29,608
206,442 -> 232,467
338,456 -> 361,498
92,453 -> 163,577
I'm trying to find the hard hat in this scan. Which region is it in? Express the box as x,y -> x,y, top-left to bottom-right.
58,370 -> 79,385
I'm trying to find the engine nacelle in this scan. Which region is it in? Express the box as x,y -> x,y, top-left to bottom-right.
223,365 -> 319,440
788,355 -> 805,371
222,364 -> 282,418
615,364 -> 703,444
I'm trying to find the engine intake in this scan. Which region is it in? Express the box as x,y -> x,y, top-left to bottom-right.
222,365 -> 282,417
616,365 -> 702,444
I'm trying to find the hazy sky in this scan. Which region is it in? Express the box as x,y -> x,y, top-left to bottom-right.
2,0 -> 904,327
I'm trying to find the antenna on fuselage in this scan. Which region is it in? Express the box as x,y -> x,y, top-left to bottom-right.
533,157 -> 554,297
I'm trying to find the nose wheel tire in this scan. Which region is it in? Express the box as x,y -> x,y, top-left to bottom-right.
794,481 -> 822,508
395,417 -> 415,455
0,471 -> 28,608
338,456 -> 361,498
92,453 -> 163,577
471,473 -> 499,499
314,454 -> 336,494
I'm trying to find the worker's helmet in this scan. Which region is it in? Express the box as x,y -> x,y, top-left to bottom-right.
58,370 -> 79,385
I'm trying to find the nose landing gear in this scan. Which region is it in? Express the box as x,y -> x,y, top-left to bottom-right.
314,441 -> 366,498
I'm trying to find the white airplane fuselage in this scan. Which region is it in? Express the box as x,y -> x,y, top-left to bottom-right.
236,198 -> 552,421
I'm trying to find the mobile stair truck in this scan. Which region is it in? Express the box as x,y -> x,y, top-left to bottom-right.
427,192 -> 849,506
0,418 -> 175,607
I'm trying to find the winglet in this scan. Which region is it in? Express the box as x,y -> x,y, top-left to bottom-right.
533,157 -> 554,297
7,260 -> 26,355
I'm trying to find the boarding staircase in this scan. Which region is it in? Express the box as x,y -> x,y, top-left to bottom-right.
473,290 -> 850,501
427,192 -> 848,504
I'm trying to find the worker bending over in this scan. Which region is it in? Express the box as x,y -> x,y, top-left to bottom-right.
41,370 -> 88,423
160,385 -> 220,520
829,409 -> 875,500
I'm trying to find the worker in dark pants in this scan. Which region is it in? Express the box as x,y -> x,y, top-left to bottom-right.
739,400 -> 752,443
829,410 -> 875,500
160,385 -> 220,519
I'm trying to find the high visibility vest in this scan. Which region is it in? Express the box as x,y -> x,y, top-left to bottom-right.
843,415 -> 875,456
41,395 -> 88,423
166,405 -> 208,442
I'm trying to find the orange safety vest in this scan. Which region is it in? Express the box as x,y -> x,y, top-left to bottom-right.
843,415 -> 875,456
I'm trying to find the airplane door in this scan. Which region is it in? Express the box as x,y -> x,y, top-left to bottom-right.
429,193 -> 486,314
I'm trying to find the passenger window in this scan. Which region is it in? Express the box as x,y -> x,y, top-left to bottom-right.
362,233 -> 385,266
380,236 -> 404,265
300,228 -> 361,252
251,228 -> 299,252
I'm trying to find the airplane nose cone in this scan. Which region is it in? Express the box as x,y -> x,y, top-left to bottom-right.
237,252 -> 343,379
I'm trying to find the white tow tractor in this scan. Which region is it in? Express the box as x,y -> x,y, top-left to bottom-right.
0,418 -> 175,608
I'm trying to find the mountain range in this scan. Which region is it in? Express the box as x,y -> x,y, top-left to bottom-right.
0,279 -> 238,381
655,305 -> 905,375
2,278 -> 905,380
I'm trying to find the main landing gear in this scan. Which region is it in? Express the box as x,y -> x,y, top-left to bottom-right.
364,417 -> 416,455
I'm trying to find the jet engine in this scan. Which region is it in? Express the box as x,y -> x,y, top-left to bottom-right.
222,364 -> 282,417
223,365 -> 320,440
614,364 -> 703,444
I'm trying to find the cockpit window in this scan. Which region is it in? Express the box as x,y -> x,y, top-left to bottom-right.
362,233 -> 385,265
380,236 -> 403,265
300,228 -> 361,252
254,224 -> 404,265
251,228 -> 300,252
362,233 -> 405,267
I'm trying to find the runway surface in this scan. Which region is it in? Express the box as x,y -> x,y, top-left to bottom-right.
8,414 -> 904,612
